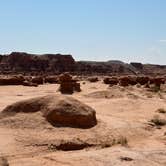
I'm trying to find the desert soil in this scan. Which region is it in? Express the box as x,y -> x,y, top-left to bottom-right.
0,81 -> 166,166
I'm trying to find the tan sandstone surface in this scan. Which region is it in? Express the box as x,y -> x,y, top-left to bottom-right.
0,81 -> 166,166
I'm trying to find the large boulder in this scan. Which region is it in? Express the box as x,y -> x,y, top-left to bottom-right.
136,76 -> 149,85
1,95 -> 97,128
119,76 -> 137,86
103,77 -> 119,85
31,76 -> 44,84
45,76 -> 58,84
44,96 -> 97,128
149,77 -> 165,86
119,76 -> 130,86
59,82 -> 74,94
127,76 -> 137,85
103,77 -> 111,84
88,77 -> 99,83
22,80 -> 38,87
59,73 -> 72,82
0,75 -> 25,85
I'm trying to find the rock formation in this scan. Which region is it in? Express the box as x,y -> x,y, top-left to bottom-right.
59,73 -> 81,94
1,95 -> 97,128
0,75 -> 25,85
103,77 -> 119,85
44,76 -> 58,84
0,52 -> 166,75
31,76 -> 44,84
88,77 -> 99,82
0,52 -> 75,74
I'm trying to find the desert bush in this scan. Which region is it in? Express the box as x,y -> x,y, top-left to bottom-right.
151,115 -> 166,126
157,108 -> 166,114
120,156 -> 133,161
150,85 -> 160,92
88,77 -> 98,82
116,136 -> 128,146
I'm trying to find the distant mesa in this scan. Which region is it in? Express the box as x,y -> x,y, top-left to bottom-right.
130,62 -> 143,70
0,52 -> 75,74
0,52 -> 165,75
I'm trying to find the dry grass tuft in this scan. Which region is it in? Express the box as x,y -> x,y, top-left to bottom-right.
157,108 -> 166,114
116,136 -> 128,146
151,115 -> 166,126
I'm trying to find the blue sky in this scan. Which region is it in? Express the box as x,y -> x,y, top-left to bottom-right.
0,0 -> 166,64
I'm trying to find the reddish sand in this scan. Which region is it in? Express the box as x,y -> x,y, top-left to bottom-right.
0,81 -> 166,166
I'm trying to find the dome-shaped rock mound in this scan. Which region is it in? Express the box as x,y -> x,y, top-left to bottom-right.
1,95 -> 97,129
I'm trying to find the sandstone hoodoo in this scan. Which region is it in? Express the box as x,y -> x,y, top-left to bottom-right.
119,76 -> 131,87
103,77 -> 119,86
31,76 -> 44,85
44,76 -> 58,84
88,77 -> 99,83
1,95 -> 97,128
0,75 -> 25,85
136,76 -> 149,85
149,77 -> 165,87
22,80 -> 38,87
119,76 -> 137,86
59,73 -> 81,94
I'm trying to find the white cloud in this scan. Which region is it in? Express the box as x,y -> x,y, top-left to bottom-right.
158,39 -> 166,43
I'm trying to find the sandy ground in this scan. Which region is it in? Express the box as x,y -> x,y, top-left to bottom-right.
0,81 -> 166,166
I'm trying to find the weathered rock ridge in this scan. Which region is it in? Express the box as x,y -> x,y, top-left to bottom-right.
0,52 -> 166,76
